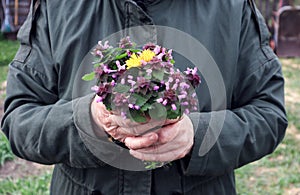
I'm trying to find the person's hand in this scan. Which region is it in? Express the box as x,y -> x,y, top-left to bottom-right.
125,114 -> 194,162
90,96 -> 175,145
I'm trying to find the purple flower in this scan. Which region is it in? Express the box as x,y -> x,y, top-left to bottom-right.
113,93 -> 128,107
126,50 -> 132,57
96,96 -> 103,103
128,104 -> 140,110
121,78 -> 125,85
184,109 -> 190,114
162,89 -> 178,104
147,59 -> 165,70
93,41 -> 112,58
156,98 -> 163,103
121,112 -> 127,119
146,69 -> 152,76
181,102 -> 189,106
153,45 -> 161,54
127,79 -> 136,86
184,67 -> 201,87
91,85 -> 99,93
178,94 -> 187,100
111,80 -> 116,86
171,104 -> 177,111
103,65 -> 117,74
95,82 -> 111,102
119,36 -> 134,49
156,53 -> 164,60
95,67 -> 104,78
180,82 -> 190,90
162,99 -> 168,106
153,86 -> 160,91
171,83 -> 178,90
135,76 -> 151,94
172,71 -> 184,82
128,103 -> 134,109
142,42 -> 156,50
116,60 -> 126,72
95,50 -> 103,58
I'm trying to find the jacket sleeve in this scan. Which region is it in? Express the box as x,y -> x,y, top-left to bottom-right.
0,0 -> 107,168
184,0 -> 288,176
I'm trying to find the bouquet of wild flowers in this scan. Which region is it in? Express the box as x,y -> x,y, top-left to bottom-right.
83,37 -> 200,123
83,37 -> 200,169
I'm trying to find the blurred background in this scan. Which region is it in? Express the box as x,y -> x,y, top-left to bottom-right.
0,0 -> 299,194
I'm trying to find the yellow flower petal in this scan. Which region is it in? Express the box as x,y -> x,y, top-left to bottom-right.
139,50 -> 155,62
126,53 -> 142,69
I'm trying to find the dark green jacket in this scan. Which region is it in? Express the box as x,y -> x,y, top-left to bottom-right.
1,0 -> 287,194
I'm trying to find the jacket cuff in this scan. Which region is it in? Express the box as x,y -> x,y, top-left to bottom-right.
73,94 -> 106,138
73,94 -> 116,165
73,94 -> 148,170
183,112 -> 211,175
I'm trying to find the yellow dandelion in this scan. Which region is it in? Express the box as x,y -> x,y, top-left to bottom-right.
126,53 -> 142,69
139,49 -> 155,62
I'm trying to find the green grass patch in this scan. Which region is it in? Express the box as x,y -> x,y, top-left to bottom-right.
0,172 -> 51,195
0,34 -> 19,83
236,132 -> 300,194
0,34 -> 19,67
0,65 -> 9,83
0,131 -> 14,167
282,59 -> 300,130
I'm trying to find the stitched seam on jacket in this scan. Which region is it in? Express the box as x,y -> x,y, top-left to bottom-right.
237,56 -> 279,86
58,164 -> 93,192
10,60 -> 57,88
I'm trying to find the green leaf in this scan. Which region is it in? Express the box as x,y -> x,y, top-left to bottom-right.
115,52 -> 128,60
167,108 -> 181,119
103,94 -> 112,111
152,69 -> 164,81
131,93 -> 151,107
130,49 -> 142,53
144,161 -> 165,169
129,109 -> 147,123
93,61 -> 102,68
148,103 -> 167,120
82,72 -> 95,81
144,73 -> 152,80
101,48 -> 120,64
126,67 -> 139,77
113,84 -> 130,93
140,103 -> 151,111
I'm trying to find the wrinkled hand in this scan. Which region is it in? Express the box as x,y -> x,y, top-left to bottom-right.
91,97 -> 175,145
125,114 -> 194,162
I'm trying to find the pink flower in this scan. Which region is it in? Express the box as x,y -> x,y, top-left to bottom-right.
116,60 -> 126,71
157,98 -> 163,103
153,86 -> 160,91
171,104 -> 177,111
